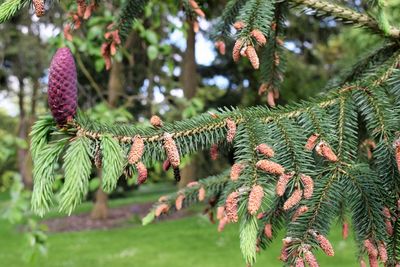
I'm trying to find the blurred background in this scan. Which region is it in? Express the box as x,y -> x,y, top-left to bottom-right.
0,0 -> 399,266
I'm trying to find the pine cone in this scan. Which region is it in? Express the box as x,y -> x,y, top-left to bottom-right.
48,47 -> 77,125
32,0 -> 45,17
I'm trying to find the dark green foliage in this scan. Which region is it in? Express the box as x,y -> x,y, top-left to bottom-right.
212,0 -> 247,40
115,0 -> 149,43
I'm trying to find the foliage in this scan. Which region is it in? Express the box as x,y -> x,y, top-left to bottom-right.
1,173 -> 47,262
1,0 -> 400,266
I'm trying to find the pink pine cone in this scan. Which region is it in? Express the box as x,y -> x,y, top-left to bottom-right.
48,47 -> 78,125
247,184 -> 264,215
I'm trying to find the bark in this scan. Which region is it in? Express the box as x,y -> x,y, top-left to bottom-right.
179,20 -> 198,188
17,77 -> 33,189
90,170 -> 109,220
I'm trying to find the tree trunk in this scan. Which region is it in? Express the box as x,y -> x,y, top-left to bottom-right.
90,61 -> 124,220
90,170 -> 109,220
17,77 -> 33,189
179,20 -> 198,188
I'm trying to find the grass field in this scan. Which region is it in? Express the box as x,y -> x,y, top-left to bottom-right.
0,186 -> 360,267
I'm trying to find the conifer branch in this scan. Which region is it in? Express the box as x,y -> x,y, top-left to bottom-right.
0,0 -> 29,23
289,0 -> 400,39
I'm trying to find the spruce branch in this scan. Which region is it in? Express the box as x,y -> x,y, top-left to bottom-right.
0,0 -> 29,23
100,134 -> 125,192
212,0 -> 247,40
146,170 -> 230,219
289,0 -> 400,39
30,115 -> 57,160
340,165 -> 386,250
59,136 -> 92,214
114,0 -> 149,44
31,138 -> 69,216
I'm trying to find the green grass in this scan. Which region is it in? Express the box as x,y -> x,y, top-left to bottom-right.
0,186 -> 360,267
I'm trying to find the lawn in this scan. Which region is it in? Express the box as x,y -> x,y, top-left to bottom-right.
0,186 -> 360,267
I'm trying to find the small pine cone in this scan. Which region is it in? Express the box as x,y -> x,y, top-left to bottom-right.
264,223 -> 273,239
315,233 -> 334,256
364,239 -> 378,257
304,250 -> 319,267
378,242 -> 387,263
305,134 -> 320,151
100,42 -> 112,70
246,45 -> 259,69
256,144 -> 275,158
267,90 -> 276,107
232,39 -> 243,62
193,20 -> 199,33
216,206 -> 225,220
283,188 -> 302,210
256,160 -> 285,176
83,2 -> 95,19
251,29 -> 267,46
257,212 -> 264,219
225,118 -> 237,143
63,24 -> 73,41
386,220 -> 393,236
315,141 -> 338,162
248,185 -> 264,215
215,41 -> 226,55
291,205 -> 308,221
276,172 -> 294,196
258,83 -> 268,95
276,38 -> 284,46
48,47 -> 77,125
76,0 -> 87,17
163,133 -> 180,168
136,162 -> 148,185
189,0 -> 205,17
218,216 -> 228,232
225,191 -> 239,223
186,181 -> 199,187
300,174 -> 314,199
396,143 -> 400,173
233,21 -> 245,30
279,246 -> 288,262
162,160 -> 171,171
175,194 -> 185,210
198,187 -> 206,201
32,0 -> 45,17
368,255 -> 379,267
128,135 -> 144,164
150,115 -> 163,127
274,52 -> 280,66
342,222 -> 349,240
210,144 -> 219,160
271,22 -> 277,31
360,259 -> 367,267
383,207 -> 391,218
295,257 -> 305,267
155,203 -> 169,217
